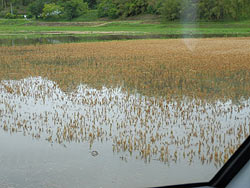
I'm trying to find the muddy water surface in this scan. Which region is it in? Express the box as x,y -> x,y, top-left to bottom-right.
2,34 -> 249,46
1,38 -> 250,187
0,77 -> 249,188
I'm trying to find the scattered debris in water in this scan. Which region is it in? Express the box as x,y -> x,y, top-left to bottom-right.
91,150 -> 99,157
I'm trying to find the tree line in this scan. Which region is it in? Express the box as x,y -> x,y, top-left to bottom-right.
1,0 -> 250,20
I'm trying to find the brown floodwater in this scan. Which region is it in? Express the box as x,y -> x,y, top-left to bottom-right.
0,76 -> 249,188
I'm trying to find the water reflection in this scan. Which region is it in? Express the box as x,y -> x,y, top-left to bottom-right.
0,36 -> 84,46
1,38 -> 250,187
1,33 -> 249,46
1,77 -> 249,167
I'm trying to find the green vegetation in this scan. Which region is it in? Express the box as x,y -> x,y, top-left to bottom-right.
73,10 -> 98,22
41,3 -> 64,19
63,0 -> 88,20
1,1 -> 250,41
1,18 -> 250,37
1,0 -> 250,21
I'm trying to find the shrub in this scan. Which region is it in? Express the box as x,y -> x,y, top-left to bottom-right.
0,11 -> 6,18
26,14 -> 33,19
16,15 -> 24,19
5,13 -> 17,19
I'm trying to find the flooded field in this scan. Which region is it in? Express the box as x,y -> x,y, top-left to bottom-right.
2,33 -> 250,47
0,38 -> 250,187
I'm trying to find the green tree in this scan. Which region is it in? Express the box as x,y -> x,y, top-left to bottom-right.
198,0 -> 225,21
160,0 -> 181,21
42,3 -> 64,19
180,0 -> 196,21
84,0 -> 97,9
147,0 -> 163,14
21,0 -> 32,6
2,0 -> 250,21
225,0 -> 246,20
241,0 -> 250,18
97,0 -> 119,18
63,0 -> 88,20
118,0 -> 148,17
28,0 -> 45,18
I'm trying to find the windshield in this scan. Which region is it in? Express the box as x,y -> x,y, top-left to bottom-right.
0,1 -> 250,188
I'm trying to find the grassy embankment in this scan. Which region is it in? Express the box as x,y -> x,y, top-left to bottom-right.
1,15 -> 250,40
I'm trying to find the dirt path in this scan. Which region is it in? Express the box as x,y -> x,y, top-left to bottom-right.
0,30 -> 145,36
24,21 -> 139,27
34,31 -> 143,35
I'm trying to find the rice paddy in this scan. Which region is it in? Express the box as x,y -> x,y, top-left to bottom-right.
0,38 -> 250,187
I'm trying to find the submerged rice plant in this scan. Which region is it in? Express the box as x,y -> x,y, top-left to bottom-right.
0,38 -> 250,167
